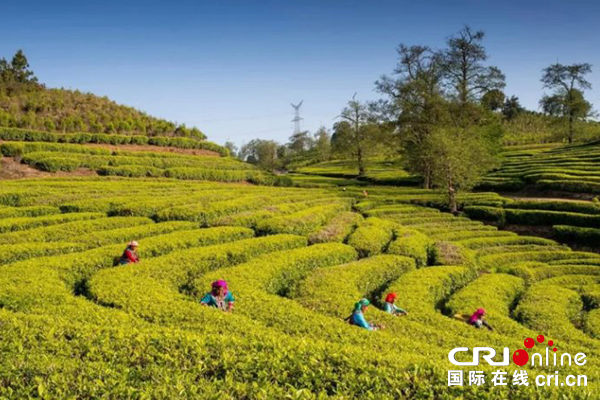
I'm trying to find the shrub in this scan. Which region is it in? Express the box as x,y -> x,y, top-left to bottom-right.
0,216 -> 152,244
256,203 -> 350,236
387,227 -> 433,267
0,206 -> 59,219
553,225 -> 600,247
0,212 -> 103,234
514,283 -> 586,340
98,165 -> 164,178
505,200 -> 600,215
346,217 -> 395,257
0,242 -> 86,264
308,211 -> 363,244
447,274 -> 527,336
504,208 -> 600,228
463,206 -> 505,225
297,255 -> 416,314
430,240 -> 476,267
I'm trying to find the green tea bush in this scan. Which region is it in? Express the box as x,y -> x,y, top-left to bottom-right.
504,201 -> 600,214
307,211 -> 363,244
447,274 -> 527,336
505,208 -> 600,227
554,225 -> 600,247
387,226 -> 433,267
514,283 -> 586,341
0,216 -> 152,244
0,242 -> 86,264
0,205 -> 59,219
98,165 -> 164,178
256,203 -> 350,236
346,217 -> 395,257
0,127 -> 229,155
431,240 -> 476,267
0,212 -> 103,234
463,206 -> 506,225
297,255 -> 416,314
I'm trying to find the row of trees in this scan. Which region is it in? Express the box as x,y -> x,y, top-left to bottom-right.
0,50 -> 206,139
228,127 -> 334,172
238,26 -> 597,211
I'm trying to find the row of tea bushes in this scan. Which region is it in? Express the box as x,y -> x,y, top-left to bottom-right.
0,127 -> 228,155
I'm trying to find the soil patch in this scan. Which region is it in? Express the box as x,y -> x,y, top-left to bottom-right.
0,157 -> 97,180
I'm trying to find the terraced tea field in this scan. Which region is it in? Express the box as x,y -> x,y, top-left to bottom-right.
0,177 -> 598,399
0,141 -> 279,184
479,141 -> 600,196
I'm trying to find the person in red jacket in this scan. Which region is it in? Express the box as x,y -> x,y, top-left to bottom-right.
119,241 -> 140,265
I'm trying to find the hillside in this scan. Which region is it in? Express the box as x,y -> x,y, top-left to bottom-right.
0,50 -> 204,139
479,141 -> 600,197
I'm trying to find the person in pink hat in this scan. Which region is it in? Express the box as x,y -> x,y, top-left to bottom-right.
468,308 -> 493,331
200,280 -> 235,312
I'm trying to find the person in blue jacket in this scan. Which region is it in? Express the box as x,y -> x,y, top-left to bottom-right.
348,298 -> 383,331
200,280 -> 235,312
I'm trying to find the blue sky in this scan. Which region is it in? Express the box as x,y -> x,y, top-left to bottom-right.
1,0 -> 599,146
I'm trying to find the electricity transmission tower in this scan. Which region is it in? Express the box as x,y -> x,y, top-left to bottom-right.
291,100 -> 304,134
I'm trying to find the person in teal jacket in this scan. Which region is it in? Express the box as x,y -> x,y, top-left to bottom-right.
349,299 -> 383,331
383,293 -> 408,316
200,280 -> 235,312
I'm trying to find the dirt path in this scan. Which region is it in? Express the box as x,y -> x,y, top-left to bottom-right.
0,157 -> 96,180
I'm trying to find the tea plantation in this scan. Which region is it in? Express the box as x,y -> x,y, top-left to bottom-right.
479,140 -> 600,195
0,167 -> 598,399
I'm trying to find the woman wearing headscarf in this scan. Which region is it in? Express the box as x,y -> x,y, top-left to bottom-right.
118,240 -> 140,265
383,293 -> 408,316
200,280 -> 235,312
468,308 -> 493,331
348,298 -> 382,331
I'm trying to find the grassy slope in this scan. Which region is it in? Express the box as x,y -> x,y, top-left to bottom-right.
0,84 -> 204,138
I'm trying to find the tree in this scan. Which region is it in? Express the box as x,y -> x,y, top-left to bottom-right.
287,131 -> 313,153
540,63 -> 594,143
481,89 -> 505,111
224,141 -> 238,158
376,44 -> 446,188
0,50 -> 38,84
502,95 -> 524,120
441,26 -> 505,106
312,126 -> 331,162
430,125 -> 500,213
239,139 -> 280,172
335,94 -> 381,177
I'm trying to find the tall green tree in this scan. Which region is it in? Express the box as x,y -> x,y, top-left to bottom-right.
287,131 -> 313,153
441,26 -> 505,107
239,139 -> 280,172
312,126 -> 331,162
502,95 -> 524,120
540,63 -> 594,143
376,44 -> 445,188
334,94 -> 382,177
224,141 -> 238,158
430,124 -> 500,213
0,50 -> 38,84
481,89 -> 505,111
